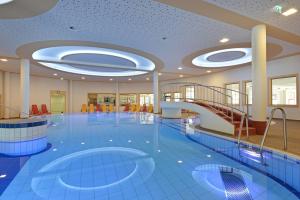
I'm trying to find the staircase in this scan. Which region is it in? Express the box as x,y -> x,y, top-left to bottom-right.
161,82 -> 258,136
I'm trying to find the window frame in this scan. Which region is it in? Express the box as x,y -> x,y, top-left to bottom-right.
243,80 -> 252,105
269,74 -> 299,107
185,86 -> 195,100
224,82 -> 240,105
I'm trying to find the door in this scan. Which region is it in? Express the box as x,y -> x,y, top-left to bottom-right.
50,91 -> 66,114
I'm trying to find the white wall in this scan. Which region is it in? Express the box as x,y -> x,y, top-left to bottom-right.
163,55 -> 300,120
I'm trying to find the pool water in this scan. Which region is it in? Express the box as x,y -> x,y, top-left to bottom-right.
0,113 -> 299,200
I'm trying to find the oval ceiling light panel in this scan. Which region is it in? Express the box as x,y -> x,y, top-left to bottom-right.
32,46 -> 155,77
192,48 -> 252,68
0,0 -> 13,5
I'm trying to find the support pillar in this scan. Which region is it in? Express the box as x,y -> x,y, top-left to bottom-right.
4,72 -> 10,119
153,71 -> 160,114
20,59 -> 30,118
115,81 -> 120,112
251,24 -> 267,134
68,80 -> 73,113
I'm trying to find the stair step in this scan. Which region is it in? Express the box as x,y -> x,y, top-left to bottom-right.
234,127 -> 256,136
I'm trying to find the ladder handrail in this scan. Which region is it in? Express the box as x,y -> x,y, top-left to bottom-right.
237,113 -> 249,146
259,107 -> 287,152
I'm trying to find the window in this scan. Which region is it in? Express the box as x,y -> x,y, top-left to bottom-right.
174,92 -> 181,102
245,81 -> 252,105
271,76 -> 297,106
185,86 -> 194,100
225,83 -> 240,105
120,94 -> 136,106
163,93 -> 171,102
140,94 -> 154,105
88,93 -> 116,105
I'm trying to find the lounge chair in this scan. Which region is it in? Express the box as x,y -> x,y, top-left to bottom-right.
41,104 -> 51,115
108,104 -> 114,112
89,104 -> 95,113
124,104 -> 130,112
96,104 -> 101,112
148,104 -> 153,113
81,104 -> 87,112
32,104 -> 41,115
101,104 -> 107,112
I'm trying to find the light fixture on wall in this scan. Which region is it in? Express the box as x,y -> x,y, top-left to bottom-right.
206,70 -> 212,73
53,73 -> 58,76
0,0 -> 14,5
178,67 -> 183,70
179,74 -> 183,78
219,38 -> 229,43
0,58 -> 8,62
109,78 -> 113,81
282,8 -> 298,16
128,78 -> 132,81
81,76 -> 85,80
158,73 -> 162,76
146,77 -> 150,81
60,77 -> 64,80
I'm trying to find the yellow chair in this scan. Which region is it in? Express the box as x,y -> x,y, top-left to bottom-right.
101,104 -> 107,112
89,104 -> 95,113
108,104 -> 114,112
81,104 -> 87,113
136,104 -> 141,112
148,104 -> 153,113
130,104 -> 136,112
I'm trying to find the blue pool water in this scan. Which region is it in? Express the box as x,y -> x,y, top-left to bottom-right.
0,112 -> 299,200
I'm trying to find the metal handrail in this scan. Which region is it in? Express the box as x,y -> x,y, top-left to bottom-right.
259,108 -> 287,152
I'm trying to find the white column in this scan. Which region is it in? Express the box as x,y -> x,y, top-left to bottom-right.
4,71 -> 10,119
20,59 -> 30,118
252,24 -> 267,122
153,71 -> 160,113
115,81 -> 120,112
68,80 -> 73,113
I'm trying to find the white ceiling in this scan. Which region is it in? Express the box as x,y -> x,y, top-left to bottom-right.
0,0 -> 299,82
204,0 -> 300,36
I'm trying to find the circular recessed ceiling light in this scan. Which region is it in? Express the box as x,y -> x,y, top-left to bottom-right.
32,46 -> 155,77
128,78 -> 132,81
53,73 -> 58,76
219,38 -> 229,43
179,74 -> 183,78
192,48 -> 252,68
81,76 -> 85,80
109,78 -> 113,81
158,73 -> 162,76
60,77 -> 64,80
178,67 -> 183,70
0,58 -> 8,62
0,0 -> 13,5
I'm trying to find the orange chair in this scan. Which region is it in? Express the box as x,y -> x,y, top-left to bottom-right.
32,104 -> 41,115
96,104 -> 102,112
41,104 -> 51,115
147,104 -> 153,113
101,104 -> 107,112
108,104 -> 114,112
81,104 -> 87,113
142,104 -> 147,112
89,104 -> 95,113
136,104 -> 141,112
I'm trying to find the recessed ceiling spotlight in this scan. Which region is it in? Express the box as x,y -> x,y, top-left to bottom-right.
0,58 -> 8,62
206,70 -> 212,73
158,73 -> 162,76
220,38 -> 229,43
81,76 -> 85,80
178,67 -> 183,70
146,77 -> 150,80
179,74 -> 183,78
128,78 -> 132,81
53,73 -> 58,76
60,77 -> 64,80
109,78 -> 113,81
0,0 -> 14,5
282,8 -> 298,16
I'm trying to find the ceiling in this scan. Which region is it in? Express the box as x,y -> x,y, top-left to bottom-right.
0,0 -> 299,82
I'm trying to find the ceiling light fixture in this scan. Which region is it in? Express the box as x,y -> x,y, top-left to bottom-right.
109,78 -> 113,81
282,8 -> 298,16
0,0 -> 13,5
60,77 -> 64,80
146,77 -> 150,80
178,67 -> 183,70
219,38 -> 229,43
53,73 -> 58,76
0,58 -> 8,62
81,76 -> 85,80
206,70 -> 212,73
192,48 -> 252,68
158,73 -> 162,76
179,74 -> 183,78
128,78 -> 132,81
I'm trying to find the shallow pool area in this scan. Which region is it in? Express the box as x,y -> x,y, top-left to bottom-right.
0,113 -> 299,200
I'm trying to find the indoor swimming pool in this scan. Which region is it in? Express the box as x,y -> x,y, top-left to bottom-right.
0,113 -> 299,200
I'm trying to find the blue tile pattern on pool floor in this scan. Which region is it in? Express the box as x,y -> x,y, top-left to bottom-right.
0,113 -> 299,200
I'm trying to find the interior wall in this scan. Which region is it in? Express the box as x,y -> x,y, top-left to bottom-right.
0,71 -> 3,118
163,55 -> 300,120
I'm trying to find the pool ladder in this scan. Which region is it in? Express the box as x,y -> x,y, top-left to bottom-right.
259,107 -> 287,152
237,107 -> 287,154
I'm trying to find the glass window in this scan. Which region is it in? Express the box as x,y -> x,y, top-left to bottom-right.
140,94 -> 154,105
271,76 -> 297,105
88,93 -> 116,105
163,93 -> 171,102
174,92 -> 181,102
225,83 -> 240,105
245,81 -> 252,105
185,86 -> 194,100
120,94 -> 136,106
